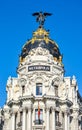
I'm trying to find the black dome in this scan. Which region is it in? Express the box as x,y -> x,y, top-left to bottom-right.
20,27 -> 62,62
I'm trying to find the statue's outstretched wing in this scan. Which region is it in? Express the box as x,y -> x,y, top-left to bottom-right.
43,12 -> 52,16
32,12 -> 39,16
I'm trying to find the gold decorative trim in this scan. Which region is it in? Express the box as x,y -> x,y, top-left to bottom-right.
33,27 -> 49,36
20,57 -> 25,63
54,56 -> 62,63
23,27 -> 58,47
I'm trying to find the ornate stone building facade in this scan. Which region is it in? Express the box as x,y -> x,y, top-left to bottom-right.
0,12 -> 82,130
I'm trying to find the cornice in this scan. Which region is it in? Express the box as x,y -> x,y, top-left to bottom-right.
43,94 -> 59,101
7,99 -> 20,106
19,95 -> 35,102
59,99 -> 73,107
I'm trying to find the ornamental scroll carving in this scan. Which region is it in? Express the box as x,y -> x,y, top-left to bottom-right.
52,77 -> 60,86
29,47 -> 49,56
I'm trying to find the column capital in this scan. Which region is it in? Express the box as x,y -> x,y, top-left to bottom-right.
64,109 -> 70,115
52,107 -> 56,112
11,109 -> 17,115
45,107 -> 50,111
22,107 -> 27,111
27,105 -> 32,111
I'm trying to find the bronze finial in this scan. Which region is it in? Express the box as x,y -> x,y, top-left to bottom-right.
32,11 -> 52,27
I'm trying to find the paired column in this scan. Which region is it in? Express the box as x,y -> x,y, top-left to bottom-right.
22,106 -> 32,130
12,106 -> 32,130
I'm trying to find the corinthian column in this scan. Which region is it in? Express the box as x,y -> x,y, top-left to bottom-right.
22,108 -> 26,130
65,112 -> 68,130
28,107 -> 32,130
73,117 -> 78,130
52,108 -> 56,130
12,112 -> 15,130
73,110 -> 79,130
67,113 -> 70,130
46,107 -> 50,130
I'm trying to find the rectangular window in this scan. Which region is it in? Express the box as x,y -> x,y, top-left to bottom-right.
20,111 -> 23,122
36,83 -> 42,95
35,109 -> 43,125
55,85 -> 58,96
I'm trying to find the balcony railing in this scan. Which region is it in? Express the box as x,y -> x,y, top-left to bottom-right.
56,121 -> 61,127
17,121 -> 22,127
34,119 -> 44,125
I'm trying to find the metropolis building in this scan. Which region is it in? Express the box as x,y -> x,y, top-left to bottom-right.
0,12 -> 82,130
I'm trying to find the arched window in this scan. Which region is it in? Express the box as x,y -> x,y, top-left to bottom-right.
22,85 -> 25,94
55,85 -> 58,96
36,83 -> 42,95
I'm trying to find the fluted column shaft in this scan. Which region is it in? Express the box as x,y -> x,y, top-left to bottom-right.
28,108 -> 32,130
22,108 -> 26,130
46,108 -> 49,130
73,110 -> 79,130
73,117 -> 78,130
65,112 -> 68,130
52,109 -> 56,130
12,112 -> 15,130
67,114 -> 70,130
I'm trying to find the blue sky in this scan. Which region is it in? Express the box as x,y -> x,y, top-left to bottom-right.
0,0 -> 82,106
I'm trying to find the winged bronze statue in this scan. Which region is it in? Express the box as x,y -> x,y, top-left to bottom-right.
32,12 -> 52,27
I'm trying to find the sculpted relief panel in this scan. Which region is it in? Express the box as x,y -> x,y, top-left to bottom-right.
29,47 -> 49,56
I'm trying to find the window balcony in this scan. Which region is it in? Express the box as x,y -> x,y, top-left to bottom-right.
33,124 -> 45,130
16,121 -> 22,130
34,119 -> 44,125
17,121 -> 22,127
56,121 -> 63,130
56,121 -> 61,127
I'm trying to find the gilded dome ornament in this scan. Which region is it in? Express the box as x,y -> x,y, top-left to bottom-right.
20,12 -> 62,63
